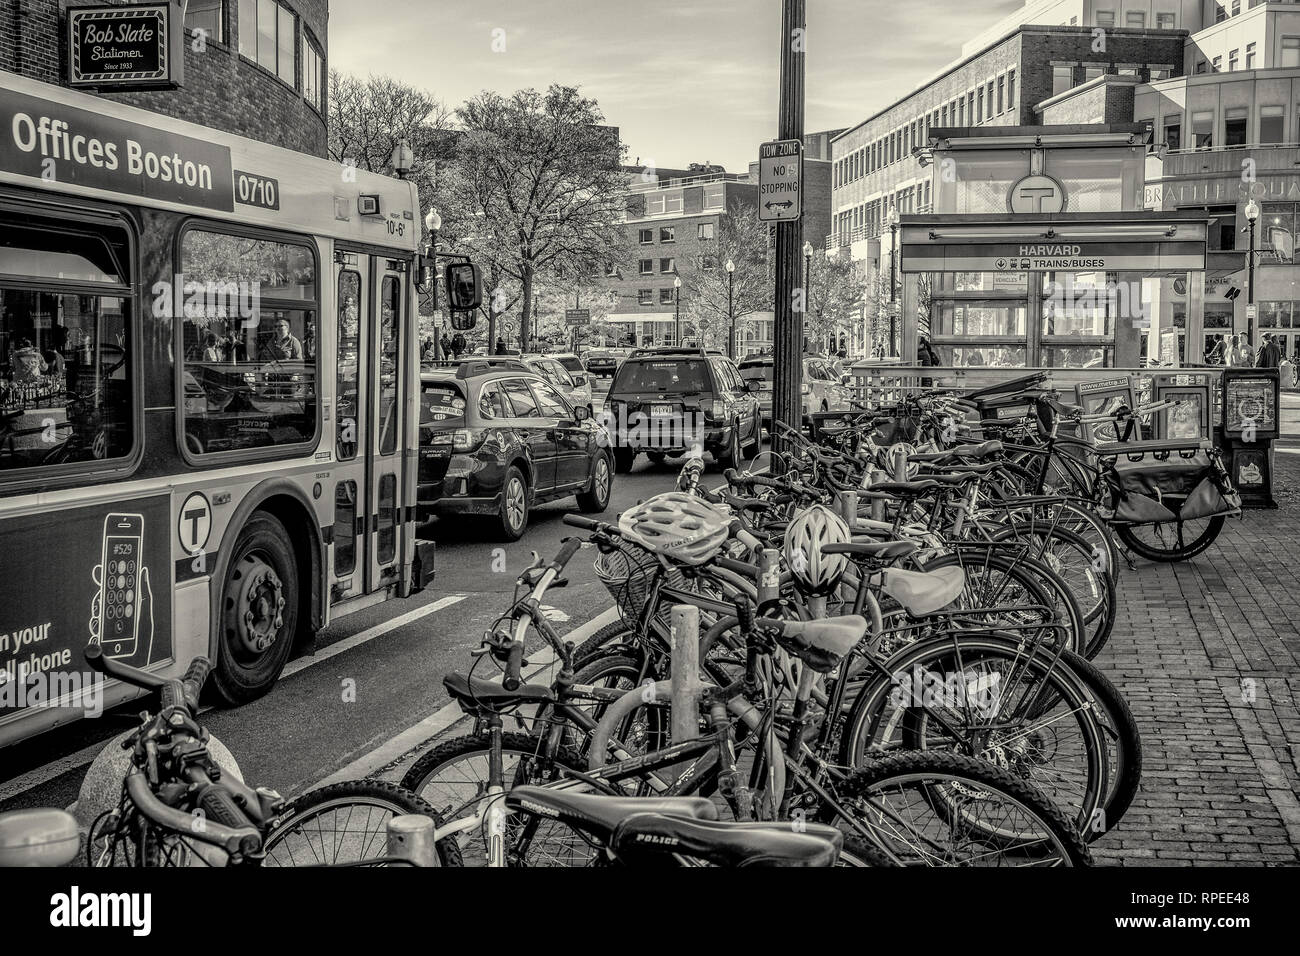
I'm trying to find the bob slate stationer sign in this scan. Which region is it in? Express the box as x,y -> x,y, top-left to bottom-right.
67,2 -> 185,90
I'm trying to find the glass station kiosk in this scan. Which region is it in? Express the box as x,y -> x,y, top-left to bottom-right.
895,125 -> 1210,378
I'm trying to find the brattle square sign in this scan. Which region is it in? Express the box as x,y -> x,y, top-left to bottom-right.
67,2 -> 184,90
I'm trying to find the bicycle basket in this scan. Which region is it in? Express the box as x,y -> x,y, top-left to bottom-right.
593,540 -> 687,626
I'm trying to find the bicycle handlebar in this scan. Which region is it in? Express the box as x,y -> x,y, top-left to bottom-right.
124,768 -> 260,858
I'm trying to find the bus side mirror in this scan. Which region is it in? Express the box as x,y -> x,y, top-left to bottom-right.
450,312 -> 476,331
446,262 -> 482,311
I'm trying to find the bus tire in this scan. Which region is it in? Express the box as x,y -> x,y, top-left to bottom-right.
210,512 -> 299,706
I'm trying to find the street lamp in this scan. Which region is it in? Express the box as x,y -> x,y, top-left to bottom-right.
725,259 -> 736,359
391,137 -> 414,179
1245,198 -> 1260,347
424,208 -> 444,359
802,241 -> 813,353
674,276 -> 683,346
886,204 -> 901,358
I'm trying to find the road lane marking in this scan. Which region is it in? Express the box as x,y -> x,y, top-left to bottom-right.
0,593 -> 471,802
310,606 -> 620,787
280,593 -> 468,679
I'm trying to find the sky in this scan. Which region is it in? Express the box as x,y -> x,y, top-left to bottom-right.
329,0 -> 1025,171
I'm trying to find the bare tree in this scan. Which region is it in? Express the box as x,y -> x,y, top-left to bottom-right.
432,85 -> 630,351
677,201 -> 772,351
803,250 -> 866,354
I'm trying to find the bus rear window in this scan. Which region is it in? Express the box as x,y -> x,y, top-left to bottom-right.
420,384 -> 465,427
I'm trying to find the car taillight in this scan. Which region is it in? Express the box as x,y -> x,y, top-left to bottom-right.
800,383 -> 811,395
453,428 -> 486,452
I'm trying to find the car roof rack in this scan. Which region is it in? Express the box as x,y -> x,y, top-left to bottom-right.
424,358 -> 530,378
628,346 -> 711,358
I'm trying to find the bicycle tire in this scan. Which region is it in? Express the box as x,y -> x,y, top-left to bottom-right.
571,619 -> 640,669
836,750 -> 1092,867
261,779 -> 462,867
399,732 -> 588,867
1115,515 -> 1226,563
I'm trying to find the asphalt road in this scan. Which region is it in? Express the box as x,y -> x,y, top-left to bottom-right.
0,441 -> 693,815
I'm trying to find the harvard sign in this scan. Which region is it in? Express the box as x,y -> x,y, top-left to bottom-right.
67,2 -> 185,90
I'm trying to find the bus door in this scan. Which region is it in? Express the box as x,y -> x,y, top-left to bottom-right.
331,254 -> 368,603
367,260 -> 406,593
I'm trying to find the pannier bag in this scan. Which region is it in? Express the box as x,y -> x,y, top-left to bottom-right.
1105,450 -> 1241,525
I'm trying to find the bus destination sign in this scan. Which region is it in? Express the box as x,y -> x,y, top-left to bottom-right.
0,87 -> 234,211
67,2 -> 184,90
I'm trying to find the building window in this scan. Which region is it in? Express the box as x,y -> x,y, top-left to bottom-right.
1156,13 -> 1175,29
186,0 -> 225,42
639,228 -> 653,244
664,193 -> 683,214
976,88 -> 984,123
1261,105 -> 1286,144
659,289 -> 674,305
1007,69 -> 1016,110
639,259 -> 653,275
1192,110 -> 1214,149
1284,37 -> 1300,68
1247,43 -> 1257,69
703,185 -> 724,210
1228,49 -> 1239,72
1084,65 -> 1105,81
1195,60 -> 1207,75
997,76 -> 1005,114
698,222 -> 715,240
240,0 -> 297,88
1126,12 -> 1145,27
303,35 -> 323,112
1150,67 -> 1171,80
1215,4 -> 1227,22
701,255 -> 718,271
659,226 -> 675,243
1095,11 -> 1115,27
659,258 -> 675,274
1232,0 -> 1241,14
638,289 -> 653,306
1052,65 -> 1073,95
1225,107 -> 1248,146
1163,114 -> 1182,150
645,195 -> 665,216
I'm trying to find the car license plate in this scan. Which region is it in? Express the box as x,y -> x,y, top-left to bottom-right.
650,404 -> 673,417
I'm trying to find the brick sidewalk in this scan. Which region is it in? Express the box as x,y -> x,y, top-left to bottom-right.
1091,452 -> 1300,865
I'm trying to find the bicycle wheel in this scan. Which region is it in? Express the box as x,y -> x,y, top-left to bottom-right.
1116,515 -> 1226,563
841,632 -> 1110,838
571,620 -> 639,668
835,750 -> 1091,866
398,732 -> 591,867
261,779 -> 462,867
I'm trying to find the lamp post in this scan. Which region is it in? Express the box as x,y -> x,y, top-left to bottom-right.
886,204 -> 900,358
391,137 -> 414,180
725,259 -> 736,359
802,241 -> 813,352
673,276 -> 683,346
424,207 -> 443,359
1245,198 -> 1260,347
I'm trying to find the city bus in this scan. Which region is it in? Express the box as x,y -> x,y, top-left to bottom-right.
0,69 -> 459,746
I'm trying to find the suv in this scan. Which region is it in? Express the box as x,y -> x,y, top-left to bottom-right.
418,359 -> 613,540
737,354 -> 853,432
521,353 -> 593,412
604,347 -> 762,473
583,347 -> 629,378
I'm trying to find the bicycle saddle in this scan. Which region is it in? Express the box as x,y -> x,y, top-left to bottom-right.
822,540 -> 919,564
912,440 -> 1003,462
778,615 -> 868,672
0,808 -> 80,867
867,479 -> 940,498
442,673 -> 554,712
613,813 -> 843,867
881,566 -> 966,617
505,786 -> 717,843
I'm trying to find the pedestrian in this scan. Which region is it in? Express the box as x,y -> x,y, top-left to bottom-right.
451,331 -> 467,359
495,335 -> 507,356
264,318 -> 303,361
440,332 -> 452,359
1258,333 -> 1280,369
1206,335 -> 1226,365
1230,334 -> 1253,367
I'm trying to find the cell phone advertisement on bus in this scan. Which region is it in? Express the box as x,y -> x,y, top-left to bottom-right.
0,495 -> 172,715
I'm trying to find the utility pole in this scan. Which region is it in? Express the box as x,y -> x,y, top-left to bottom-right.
772,0 -> 806,455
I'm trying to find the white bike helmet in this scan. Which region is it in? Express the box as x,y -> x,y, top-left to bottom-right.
784,504 -> 851,596
619,491 -> 730,566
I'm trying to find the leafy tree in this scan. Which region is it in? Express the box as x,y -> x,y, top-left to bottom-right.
430,85 -> 630,351
677,201 -> 772,352
803,250 -> 866,354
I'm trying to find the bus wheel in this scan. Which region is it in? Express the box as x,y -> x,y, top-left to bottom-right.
211,513 -> 299,705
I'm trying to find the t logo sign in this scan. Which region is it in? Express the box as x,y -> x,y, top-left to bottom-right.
178,492 -> 212,553
1008,174 -> 1066,214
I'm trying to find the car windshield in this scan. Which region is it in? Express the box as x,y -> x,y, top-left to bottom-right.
420,383 -> 466,427
614,359 -> 708,393
557,356 -> 584,373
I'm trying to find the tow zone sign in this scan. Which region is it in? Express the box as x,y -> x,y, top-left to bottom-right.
759,139 -> 802,222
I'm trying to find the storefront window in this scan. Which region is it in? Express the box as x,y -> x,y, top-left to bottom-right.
178,228 -> 318,456
934,345 -> 1026,368
0,210 -> 134,475
1192,111 -> 1214,149
1224,108 -> 1248,147
932,301 -> 1026,337
1260,106 -> 1285,144
1259,300 -> 1292,328
1163,114 -> 1181,150
1042,346 -> 1111,369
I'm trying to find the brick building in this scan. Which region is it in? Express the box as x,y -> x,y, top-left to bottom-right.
1,0 -> 328,157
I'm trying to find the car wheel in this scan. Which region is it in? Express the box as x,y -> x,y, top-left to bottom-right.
496,466 -> 529,541
745,411 -> 763,453
715,423 -> 746,471
647,451 -> 668,466
577,453 -> 613,512
614,447 -> 637,474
